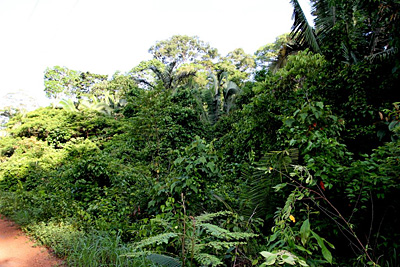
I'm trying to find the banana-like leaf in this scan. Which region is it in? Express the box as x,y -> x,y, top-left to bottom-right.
59,99 -> 78,112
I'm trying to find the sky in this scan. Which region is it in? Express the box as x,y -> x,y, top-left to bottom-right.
0,0 -> 313,107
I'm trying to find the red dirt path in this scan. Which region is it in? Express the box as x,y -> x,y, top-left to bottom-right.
0,216 -> 64,267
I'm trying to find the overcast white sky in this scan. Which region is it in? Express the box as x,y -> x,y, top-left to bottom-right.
0,0 -> 312,106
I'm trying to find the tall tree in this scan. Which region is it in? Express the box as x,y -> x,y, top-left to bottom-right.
44,66 -> 108,100
44,66 -> 80,100
131,35 -> 219,90
217,48 -> 255,84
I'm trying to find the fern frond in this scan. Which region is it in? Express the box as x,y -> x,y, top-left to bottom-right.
198,223 -> 258,240
197,241 -> 247,251
131,232 -> 178,250
195,211 -> 233,223
194,253 -> 223,267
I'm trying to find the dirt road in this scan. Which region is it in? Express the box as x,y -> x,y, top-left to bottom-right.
0,216 -> 64,267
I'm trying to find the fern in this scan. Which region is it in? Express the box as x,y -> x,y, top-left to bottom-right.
126,210 -> 257,266
197,241 -> 247,251
131,232 -> 178,250
195,211 -> 233,223
194,253 -> 223,267
199,223 -> 257,240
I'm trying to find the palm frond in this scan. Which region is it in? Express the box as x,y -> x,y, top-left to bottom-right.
173,70 -> 196,87
242,149 -> 299,218
341,42 -> 358,64
367,47 -> 399,62
313,0 -> 336,43
290,0 -> 321,53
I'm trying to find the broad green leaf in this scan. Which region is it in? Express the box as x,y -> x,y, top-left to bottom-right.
281,254 -> 296,265
311,230 -> 332,263
206,162 -> 215,172
269,232 -> 279,243
389,120 -> 400,131
260,251 -> 277,265
295,245 -> 312,255
273,183 -> 287,192
196,156 -> 207,164
284,118 -> 295,127
174,157 -> 184,164
298,259 -> 309,266
300,219 -> 311,246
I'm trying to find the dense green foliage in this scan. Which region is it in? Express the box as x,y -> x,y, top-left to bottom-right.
1,2 -> 400,266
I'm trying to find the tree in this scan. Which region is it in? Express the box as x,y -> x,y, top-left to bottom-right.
149,35 -> 218,68
216,48 -> 255,84
224,48 -> 255,74
131,35 -> 219,90
44,66 -> 108,100
77,71 -> 108,98
44,66 -> 79,100
106,71 -> 137,98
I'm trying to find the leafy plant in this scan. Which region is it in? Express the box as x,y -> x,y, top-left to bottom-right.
126,194 -> 257,267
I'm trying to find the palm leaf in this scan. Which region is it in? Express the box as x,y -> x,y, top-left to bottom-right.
313,0 -> 336,43
242,149 -> 299,218
367,47 -> 399,63
341,42 -> 358,64
290,0 -> 321,53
